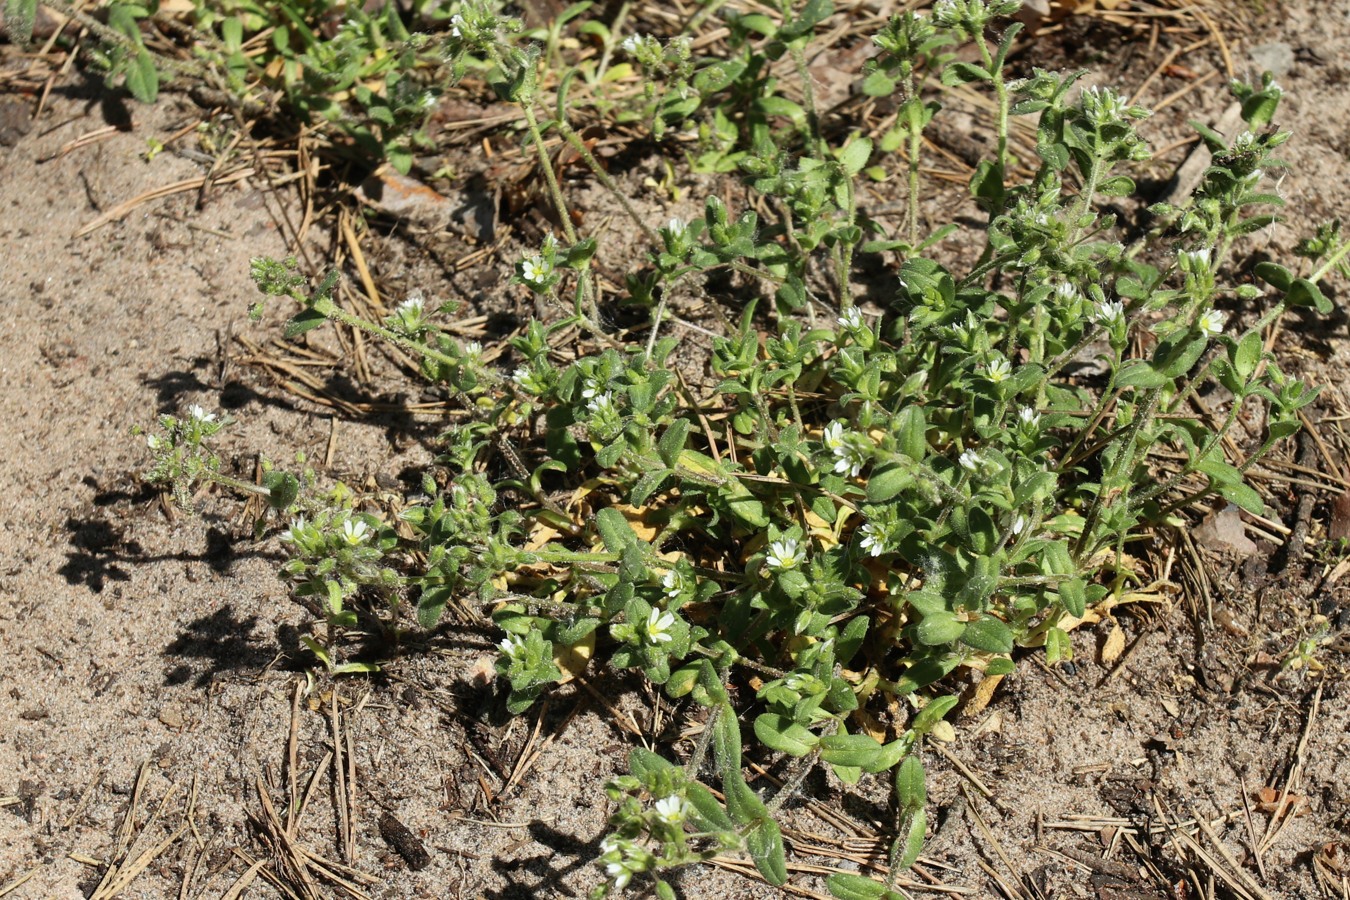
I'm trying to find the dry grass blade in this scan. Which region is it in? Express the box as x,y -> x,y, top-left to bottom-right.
0,867 -> 40,898
73,167 -> 256,237
1257,677 -> 1324,857
961,783 -> 1026,898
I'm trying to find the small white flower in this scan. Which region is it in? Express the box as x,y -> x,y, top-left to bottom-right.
397,293 -> 424,316
665,217 -> 686,238
822,421 -> 846,451
521,255 -> 550,285
985,357 -> 1012,383
512,367 -> 530,385
661,569 -> 684,599
187,404 -> 215,423
606,862 -> 632,890
448,13 -> 465,37
653,795 -> 686,824
1180,247 -> 1211,272
146,434 -> 161,450
959,449 -> 982,472
280,516 -> 307,544
341,518 -> 369,545
833,442 -> 867,478
498,633 -> 527,662
587,391 -> 617,416
463,341 -> 482,359
766,538 -> 804,571
859,522 -> 886,557
620,34 -> 643,54
645,608 -> 676,644
580,378 -> 600,400
1018,407 -> 1041,428
1095,299 -> 1125,326
600,836 -> 621,857
1197,309 -> 1227,337
1054,282 -> 1079,303
837,307 -> 863,331
1011,514 -> 1028,535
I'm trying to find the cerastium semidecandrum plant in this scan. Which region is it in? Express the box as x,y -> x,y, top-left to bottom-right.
138,0 -> 1338,896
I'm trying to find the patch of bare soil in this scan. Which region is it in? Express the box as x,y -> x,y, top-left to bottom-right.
1,2 -> 1348,899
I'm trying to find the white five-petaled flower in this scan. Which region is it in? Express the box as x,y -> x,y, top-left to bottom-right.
822,421 -> 846,451
1095,299 -> 1125,326
187,404 -> 216,423
1054,282 -> 1079,303
645,608 -> 676,644
587,391 -> 617,416
959,449 -> 982,472
665,217 -> 686,238
463,341 -> 482,359
397,293 -> 424,316
1197,309 -> 1227,337
146,434 -> 161,450
448,13 -> 465,38
620,34 -> 643,54
341,518 -> 369,546
859,522 -> 886,557
606,862 -> 633,891
1180,247 -> 1211,271
661,569 -> 684,599
653,795 -> 686,824
279,515 -> 307,544
521,255 -> 550,285
837,306 -> 863,331
1018,407 -> 1041,429
985,357 -> 1012,383
498,633 -> 527,662
766,538 -> 804,572
833,441 -> 868,478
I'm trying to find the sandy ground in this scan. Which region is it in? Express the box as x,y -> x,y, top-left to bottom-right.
2,2 -> 1349,899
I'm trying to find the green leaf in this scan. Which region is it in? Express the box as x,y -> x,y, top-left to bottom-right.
867,461 -> 914,503
1232,330 -> 1264,380
894,754 -> 926,809
754,714 -> 819,757
985,657 -> 1015,676
713,704 -> 743,777
686,782 -> 734,831
894,806 -> 926,870
1045,626 -> 1072,663
819,733 -> 884,769
415,585 -> 452,629
262,470 -> 300,510
942,61 -> 991,85
916,610 -> 965,646
827,873 -> 891,900
723,773 -> 765,825
961,616 -> 1013,654
746,818 -> 788,886
911,695 -> 958,736
595,507 -> 639,553
1253,261 -> 1293,290
1287,277 -> 1332,314
1097,175 -> 1135,197
1059,577 -> 1087,618
284,308 -> 330,338
658,418 -> 691,467
3,0 -> 37,43
630,467 -> 673,506
837,137 -> 873,176
125,49 -> 159,104
1114,359 -> 1168,389
693,58 -> 748,93
629,747 -> 674,782
1212,479 -> 1264,515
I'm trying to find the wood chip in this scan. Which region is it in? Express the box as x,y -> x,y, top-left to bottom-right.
378,812 -> 431,871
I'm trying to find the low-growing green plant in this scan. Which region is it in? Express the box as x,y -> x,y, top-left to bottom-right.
135,0 -> 1342,896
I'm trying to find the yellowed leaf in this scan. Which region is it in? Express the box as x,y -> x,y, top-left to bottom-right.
961,673 -> 1004,719
1101,620 -> 1126,665
554,631 -> 595,685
